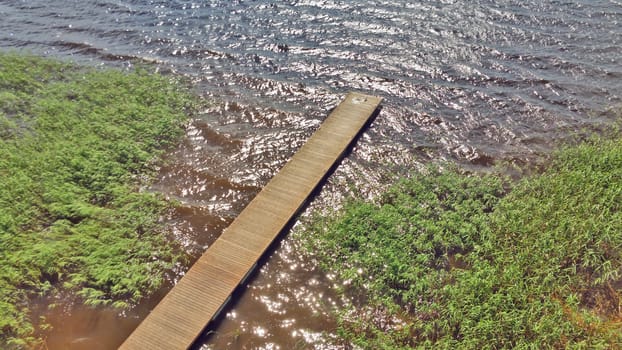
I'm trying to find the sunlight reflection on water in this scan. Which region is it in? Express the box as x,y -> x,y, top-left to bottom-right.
1,0 -> 620,348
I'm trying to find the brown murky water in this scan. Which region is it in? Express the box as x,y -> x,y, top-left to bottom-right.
1,0 -> 621,348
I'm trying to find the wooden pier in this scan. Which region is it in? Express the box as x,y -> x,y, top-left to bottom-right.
119,92 -> 382,350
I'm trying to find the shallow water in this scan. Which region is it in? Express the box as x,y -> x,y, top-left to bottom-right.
1,0 -> 621,348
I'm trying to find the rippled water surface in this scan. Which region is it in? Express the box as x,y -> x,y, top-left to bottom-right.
2,0 -> 621,349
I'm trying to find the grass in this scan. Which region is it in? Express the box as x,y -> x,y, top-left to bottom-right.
0,52 -> 195,348
305,135 -> 622,349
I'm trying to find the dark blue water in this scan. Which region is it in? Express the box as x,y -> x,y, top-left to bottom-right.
1,1 -> 621,349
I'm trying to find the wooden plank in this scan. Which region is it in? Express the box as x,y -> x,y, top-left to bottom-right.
119,92 -> 381,350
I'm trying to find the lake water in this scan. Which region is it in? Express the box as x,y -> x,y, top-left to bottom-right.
1,0 -> 621,349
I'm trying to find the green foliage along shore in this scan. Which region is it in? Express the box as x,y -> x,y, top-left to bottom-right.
0,53 -> 194,347
306,136 -> 622,349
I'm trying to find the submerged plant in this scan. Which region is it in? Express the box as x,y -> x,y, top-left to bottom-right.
306,136 -> 622,348
0,52 -> 196,348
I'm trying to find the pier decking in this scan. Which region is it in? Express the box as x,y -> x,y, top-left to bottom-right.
119,92 -> 382,350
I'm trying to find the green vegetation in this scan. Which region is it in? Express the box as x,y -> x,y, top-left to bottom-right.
306,136 -> 622,348
0,52 -> 194,347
